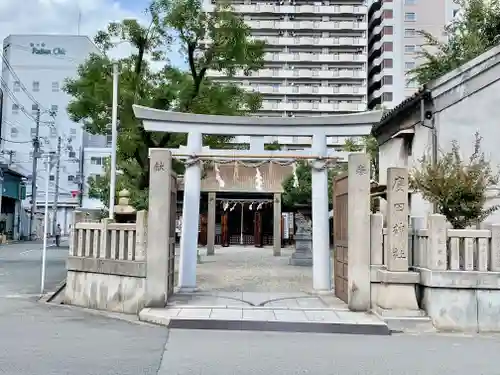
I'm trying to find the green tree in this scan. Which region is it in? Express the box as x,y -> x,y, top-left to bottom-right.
409,0 -> 500,85
281,135 -> 380,207
65,0 -> 265,209
410,133 -> 499,229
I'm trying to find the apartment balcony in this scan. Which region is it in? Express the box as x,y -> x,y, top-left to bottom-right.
261,101 -> 365,112
204,3 -> 366,15
243,84 -> 365,96
264,52 -> 367,63
259,36 -> 365,47
233,135 -> 366,147
245,20 -> 367,31
208,68 -> 365,79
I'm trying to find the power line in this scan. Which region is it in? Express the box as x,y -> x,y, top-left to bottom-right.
0,53 -> 47,112
0,137 -> 32,144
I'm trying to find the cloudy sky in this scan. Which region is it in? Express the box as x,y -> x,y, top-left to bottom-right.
0,0 -> 186,67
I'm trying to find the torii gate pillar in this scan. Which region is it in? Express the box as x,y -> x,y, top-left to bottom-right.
177,132 -> 203,291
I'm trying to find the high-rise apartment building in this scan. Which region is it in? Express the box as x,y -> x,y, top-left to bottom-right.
367,0 -> 460,109
1,34 -> 99,232
204,0 -> 369,117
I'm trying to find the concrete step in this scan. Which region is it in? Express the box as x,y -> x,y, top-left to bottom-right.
139,307 -> 391,335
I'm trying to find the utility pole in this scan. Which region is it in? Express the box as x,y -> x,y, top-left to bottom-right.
77,146 -> 84,207
29,108 -> 41,240
109,62 -> 119,218
52,136 -> 62,235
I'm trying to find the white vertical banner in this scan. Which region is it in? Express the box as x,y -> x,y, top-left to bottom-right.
282,213 -> 289,239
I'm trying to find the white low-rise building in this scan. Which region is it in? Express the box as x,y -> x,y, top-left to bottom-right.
1,34 -> 99,232
373,45 -> 500,224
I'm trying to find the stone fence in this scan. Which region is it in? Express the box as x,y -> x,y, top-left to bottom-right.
64,210 -> 148,314
370,212 -> 500,332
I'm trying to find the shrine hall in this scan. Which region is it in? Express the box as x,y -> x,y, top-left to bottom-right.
175,160 -> 295,253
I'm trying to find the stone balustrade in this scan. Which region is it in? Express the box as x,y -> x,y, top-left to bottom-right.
64,190 -> 153,314
70,220 -> 146,261
371,212 -> 500,332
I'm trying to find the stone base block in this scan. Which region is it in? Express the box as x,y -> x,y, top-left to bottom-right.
375,273 -> 425,319
289,251 -> 313,266
422,287 -> 500,332
175,286 -> 200,293
373,305 -> 426,318
64,270 -> 146,314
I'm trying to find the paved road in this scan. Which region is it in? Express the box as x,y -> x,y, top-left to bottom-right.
2,242 -> 500,374
0,240 -> 68,297
159,329 -> 500,375
0,240 -> 168,375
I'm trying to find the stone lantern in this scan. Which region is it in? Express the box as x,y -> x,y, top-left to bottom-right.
114,189 -> 136,223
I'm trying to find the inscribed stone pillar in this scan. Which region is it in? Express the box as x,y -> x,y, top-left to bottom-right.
386,168 -> 409,271
428,214 -> 447,270
347,152 -> 371,311
490,224 -> 500,272
145,149 -> 174,307
178,132 -> 203,291
207,192 -> 216,256
273,193 -> 282,256
311,134 -> 331,292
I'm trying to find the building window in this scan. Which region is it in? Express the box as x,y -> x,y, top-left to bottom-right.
13,81 -> 20,92
383,42 -> 393,52
405,61 -> 416,69
383,26 -> 393,35
382,92 -> 393,102
69,151 -> 76,158
70,128 -> 77,135
106,134 -> 112,146
10,127 -> 18,138
49,175 -> 55,181
382,59 -> 393,68
50,104 -> 58,113
31,128 -> 37,137
405,45 -> 416,53
453,9 -> 460,18
31,104 -> 38,116
12,104 -> 19,114
405,28 -> 416,37
91,157 -> 103,165
405,0 -> 416,4
52,82 -> 59,92
68,175 -> 75,182
405,12 -> 416,21
32,81 -> 40,92
383,75 -> 393,85
50,128 -> 57,137
383,9 -> 393,19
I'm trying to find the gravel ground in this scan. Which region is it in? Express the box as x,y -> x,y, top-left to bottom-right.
192,246 -> 315,292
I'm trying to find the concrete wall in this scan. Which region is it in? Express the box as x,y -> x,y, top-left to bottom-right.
65,270 -> 146,314
421,279 -> 500,332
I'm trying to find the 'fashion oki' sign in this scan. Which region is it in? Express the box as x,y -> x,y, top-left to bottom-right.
30,43 -> 66,56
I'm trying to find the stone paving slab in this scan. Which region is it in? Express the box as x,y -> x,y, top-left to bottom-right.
139,307 -> 391,335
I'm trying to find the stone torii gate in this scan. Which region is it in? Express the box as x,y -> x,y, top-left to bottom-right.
133,105 -> 381,294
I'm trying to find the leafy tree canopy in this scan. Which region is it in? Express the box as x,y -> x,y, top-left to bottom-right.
64,0 -> 265,209
410,0 -> 500,85
281,136 -> 378,207
410,133 -> 499,229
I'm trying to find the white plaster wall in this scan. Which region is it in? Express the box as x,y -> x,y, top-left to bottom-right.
379,45 -> 500,223
434,82 -> 500,224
